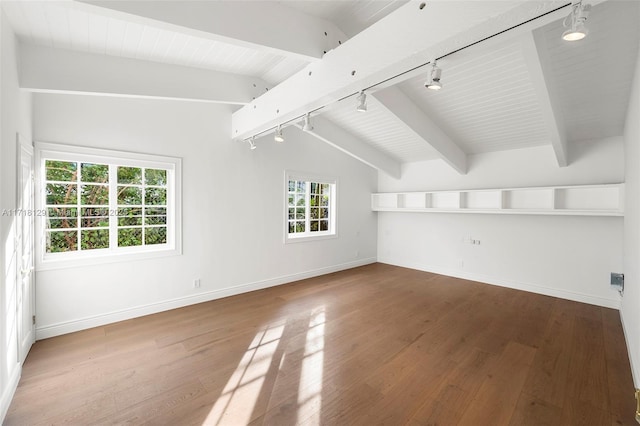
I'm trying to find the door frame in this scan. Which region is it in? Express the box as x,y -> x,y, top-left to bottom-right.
16,133 -> 35,363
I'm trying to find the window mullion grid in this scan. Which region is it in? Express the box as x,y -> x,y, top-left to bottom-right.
330,183 -> 335,233
108,164 -> 118,251
141,168 -> 146,246
305,181 -> 311,236
165,169 -> 172,245
76,161 -> 82,252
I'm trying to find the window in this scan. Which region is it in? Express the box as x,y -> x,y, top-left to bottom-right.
285,172 -> 336,242
35,143 -> 181,269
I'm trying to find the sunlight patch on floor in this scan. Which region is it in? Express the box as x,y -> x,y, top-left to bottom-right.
297,306 -> 326,425
203,322 -> 285,426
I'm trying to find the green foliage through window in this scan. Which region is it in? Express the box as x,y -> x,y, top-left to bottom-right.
44,159 -> 169,254
116,166 -> 167,248
287,178 -> 334,238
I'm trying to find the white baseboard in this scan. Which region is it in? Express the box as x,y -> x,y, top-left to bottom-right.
35,257 -> 376,340
619,309 -> 639,388
1,365 -> 21,423
378,259 -> 621,310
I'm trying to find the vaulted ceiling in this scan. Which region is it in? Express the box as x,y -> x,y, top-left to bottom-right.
3,0 -> 639,178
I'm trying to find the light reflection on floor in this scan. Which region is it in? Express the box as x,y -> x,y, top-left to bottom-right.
202,305 -> 326,426
203,322 -> 285,425
297,307 -> 325,425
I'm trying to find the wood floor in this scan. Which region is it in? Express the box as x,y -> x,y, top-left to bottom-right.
5,263 -> 637,425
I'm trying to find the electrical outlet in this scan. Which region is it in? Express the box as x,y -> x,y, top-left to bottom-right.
194,279 -> 201,288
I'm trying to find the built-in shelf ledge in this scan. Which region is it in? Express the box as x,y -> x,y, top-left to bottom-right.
372,183 -> 624,216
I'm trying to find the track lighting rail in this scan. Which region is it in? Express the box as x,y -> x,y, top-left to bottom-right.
245,1 -> 575,146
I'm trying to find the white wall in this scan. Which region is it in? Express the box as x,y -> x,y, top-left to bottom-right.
32,93 -> 378,338
0,11 -> 33,421
622,45 -> 640,387
378,140 -> 624,308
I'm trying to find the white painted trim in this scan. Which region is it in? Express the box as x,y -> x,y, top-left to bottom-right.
35,257 -> 376,340
619,310 -> 639,388
0,364 -> 21,423
34,141 -> 183,271
378,259 -> 621,310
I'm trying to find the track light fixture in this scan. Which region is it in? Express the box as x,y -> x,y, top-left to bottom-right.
562,1 -> 591,41
424,61 -> 443,91
302,113 -> 314,132
274,125 -> 284,143
356,91 -> 367,112
248,137 -> 257,150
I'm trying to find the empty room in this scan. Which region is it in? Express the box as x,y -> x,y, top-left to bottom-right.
1,0 -> 640,424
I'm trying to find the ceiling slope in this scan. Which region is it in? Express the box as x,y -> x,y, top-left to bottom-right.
3,0 -> 637,177
77,0 -> 347,62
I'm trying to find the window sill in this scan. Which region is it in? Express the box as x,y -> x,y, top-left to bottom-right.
36,246 -> 182,271
284,233 -> 338,244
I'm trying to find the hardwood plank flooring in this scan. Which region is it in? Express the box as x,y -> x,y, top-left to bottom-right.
5,264 -> 637,425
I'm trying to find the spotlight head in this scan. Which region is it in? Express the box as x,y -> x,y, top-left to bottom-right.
562,2 -> 590,41
356,91 -> 367,112
274,125 -> 284,143
425,80 -> 442,91
302,113 -> 314,132
562,22 -> 588,41
249,137 -> 257,150
425,62 -> 443,91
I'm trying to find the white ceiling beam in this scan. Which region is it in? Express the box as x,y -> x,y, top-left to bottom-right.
521,32 -> 568,167
373,87 -> 467,174
294,116 -> 401,179
18,43 -> 266,105
76,0 -> 346,62
231,0 -> 574,141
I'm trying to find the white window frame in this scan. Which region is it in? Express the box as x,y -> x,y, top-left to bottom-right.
35,142 -> 182,270
284,171 -> 337,244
